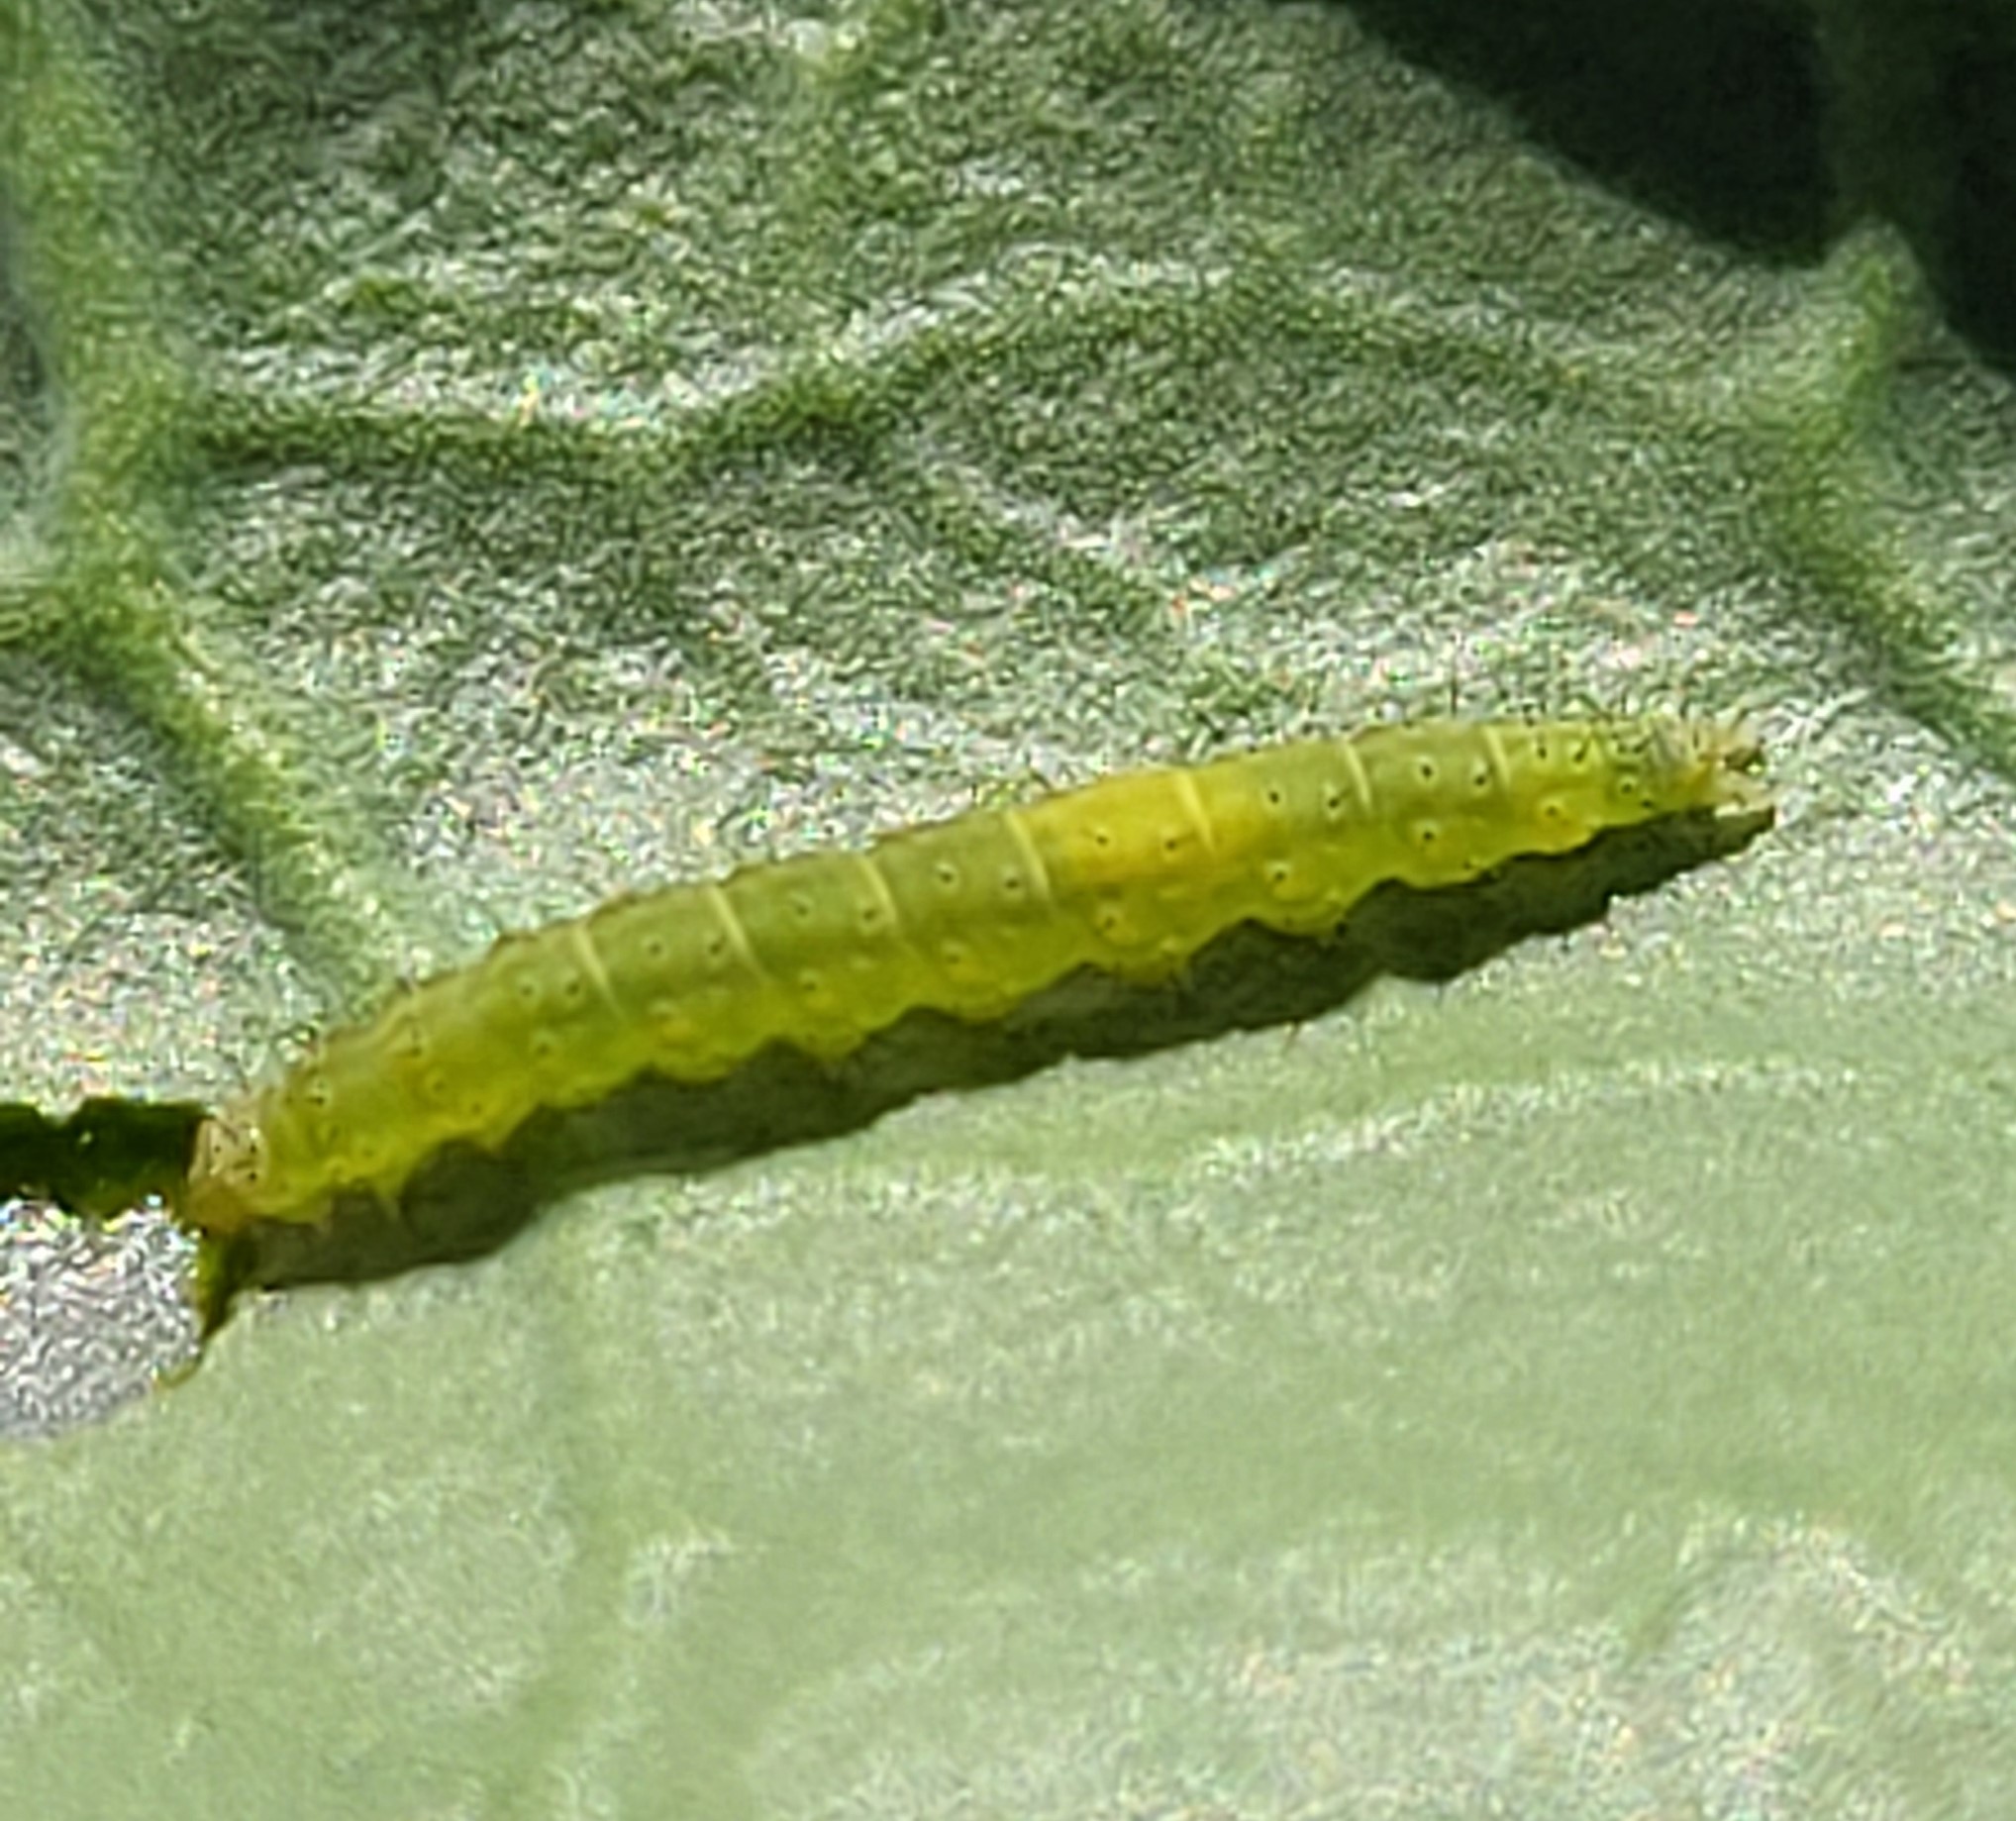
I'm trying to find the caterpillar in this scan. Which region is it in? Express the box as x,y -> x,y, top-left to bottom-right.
183,716 -> 1770,1239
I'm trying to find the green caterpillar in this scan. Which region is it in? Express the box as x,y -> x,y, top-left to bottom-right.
183,716 -> 1770,1238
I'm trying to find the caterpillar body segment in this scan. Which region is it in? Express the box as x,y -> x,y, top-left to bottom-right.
184,716 -> 1767,1236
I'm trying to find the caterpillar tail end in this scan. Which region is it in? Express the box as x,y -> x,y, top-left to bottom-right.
178,1114 -> 273,1335
179,1113 -> 266,1238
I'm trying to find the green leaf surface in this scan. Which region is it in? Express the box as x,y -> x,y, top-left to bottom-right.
7,1 -> 2016,1814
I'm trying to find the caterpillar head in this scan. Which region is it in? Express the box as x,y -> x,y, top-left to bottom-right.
1631,718 -> 1772,823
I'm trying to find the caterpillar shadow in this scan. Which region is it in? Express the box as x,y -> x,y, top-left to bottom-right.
205,803 -> 1768,1319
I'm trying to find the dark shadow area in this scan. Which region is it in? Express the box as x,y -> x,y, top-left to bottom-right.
0,198 -> 55,524
203,801 -> 1771,1324
1339,0 -> 1833,258
1917,30 -> 2016,363
1338,0 -> 2016,367
1812,0 -> 2016,366
88,0 -> 487,222
0,1097 -> 205,1216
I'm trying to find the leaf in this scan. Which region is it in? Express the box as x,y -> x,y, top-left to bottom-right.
6,1 -> 2016,1814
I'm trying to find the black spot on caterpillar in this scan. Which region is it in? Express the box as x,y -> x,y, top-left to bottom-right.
183,717 -> 1770,1238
